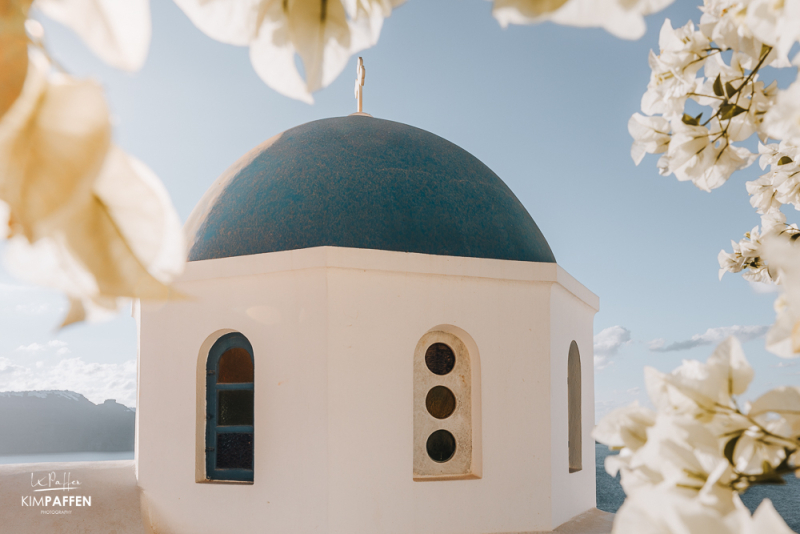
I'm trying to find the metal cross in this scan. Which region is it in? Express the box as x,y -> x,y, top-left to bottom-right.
354,57 -> 365,113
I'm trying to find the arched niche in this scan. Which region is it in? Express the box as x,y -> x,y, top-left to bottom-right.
413,325 -> 482,480
568,340 -> 582,473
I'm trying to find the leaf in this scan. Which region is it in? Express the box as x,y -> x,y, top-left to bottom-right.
778,156 -> 794,166
0,0 -> 32,119
725,81 -> 737,98
682,113 -> 700,126
713,74 -> 723,97
761,43 -> 772,59
719,103 -> 747,121
724,434 -> 741,465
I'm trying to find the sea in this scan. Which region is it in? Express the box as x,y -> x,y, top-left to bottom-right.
596,442 -> 800,532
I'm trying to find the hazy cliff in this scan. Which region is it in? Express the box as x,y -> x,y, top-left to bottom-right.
0,391 -> 134,454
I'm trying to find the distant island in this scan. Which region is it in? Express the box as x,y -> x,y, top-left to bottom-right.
0,391 -> 134,454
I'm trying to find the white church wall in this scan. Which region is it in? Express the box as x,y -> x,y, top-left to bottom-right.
137,264 -> 331,534
548,280 -> 599,528
324,262 -> 555,533
136,247 -> 599,534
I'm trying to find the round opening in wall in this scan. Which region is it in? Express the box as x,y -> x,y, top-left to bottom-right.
425,343 -> 455,375
426,429 -> 456,463
426,386 -> 456,419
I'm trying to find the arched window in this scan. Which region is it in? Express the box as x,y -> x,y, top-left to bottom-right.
568,340 -> 581,473
206,333 -> 254,482
413,330 -> 476,479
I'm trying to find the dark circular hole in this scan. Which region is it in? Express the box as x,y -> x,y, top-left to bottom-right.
426,386 -> 456,419
426,429 -> 456,463
425,343 -> 455,375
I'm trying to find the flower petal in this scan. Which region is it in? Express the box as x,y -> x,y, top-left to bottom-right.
36,0 -> 151,71
172,0 -> 262,46
0,53 -> 111,241
0,0 -> 31,119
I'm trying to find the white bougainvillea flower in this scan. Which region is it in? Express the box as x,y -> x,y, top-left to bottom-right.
717,223 -> 785,284
5,146 -> 185,324
174,0 -> 402,103
660,118 -> 756,191
730,422 -> 791,475
606,414 -> 735,504
749,386 -> 800,438
593,402 -> 656,451
595,338 -> 799,533
640,51 -> 698,118
611,485 -> 740,534
761,235 -> 800,356
731,386 -> 800,475
614,490 -> 793,534
745,0 -> 800,65
0,51 -> 110,241
88,146 -> 185,285
0,52 -> 184,324
648,418 -> 734,506
699,142 -> 755,191
746,144 -> 800,213
763,80 -> 800,146
699,0 -> 790,69
646,337 -> 753,418
629,113 -> 670,165
492,0 -> 675,41
758,141 -> 800,170
744,499 -> 796,534
34,0 -> 151,71
662,121 -> 712,179
690,53 -> 744,109
746,176 -> 780,215
764,294 -> 799,357
640,19 -> 710,117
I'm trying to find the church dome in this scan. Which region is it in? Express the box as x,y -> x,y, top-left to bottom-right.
185,115 -> 555,263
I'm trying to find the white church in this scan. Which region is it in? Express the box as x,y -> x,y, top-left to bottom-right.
0,98 -> 607,532
132,110 -> 601,533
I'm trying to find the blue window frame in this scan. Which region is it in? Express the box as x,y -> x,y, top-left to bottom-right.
206,333 -> 254,482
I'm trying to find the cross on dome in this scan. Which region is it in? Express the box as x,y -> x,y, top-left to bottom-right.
354,57 -> 365,113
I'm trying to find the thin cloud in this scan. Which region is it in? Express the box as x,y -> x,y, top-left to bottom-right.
0,357 -> 136,407
14,302 -> 52,315
649,325 -> 768,353
772,361 -> 800,368
594,326 -> 632,370
0,283 -> 35,293
14,340 -> 70,354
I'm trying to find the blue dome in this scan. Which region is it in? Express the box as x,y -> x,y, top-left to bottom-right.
185,116 -> 555,264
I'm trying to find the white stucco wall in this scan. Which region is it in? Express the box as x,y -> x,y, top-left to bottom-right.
136,246 -> 598,534
549,284 -> 598,528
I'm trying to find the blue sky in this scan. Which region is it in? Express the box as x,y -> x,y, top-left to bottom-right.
1,0 -> 797,415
